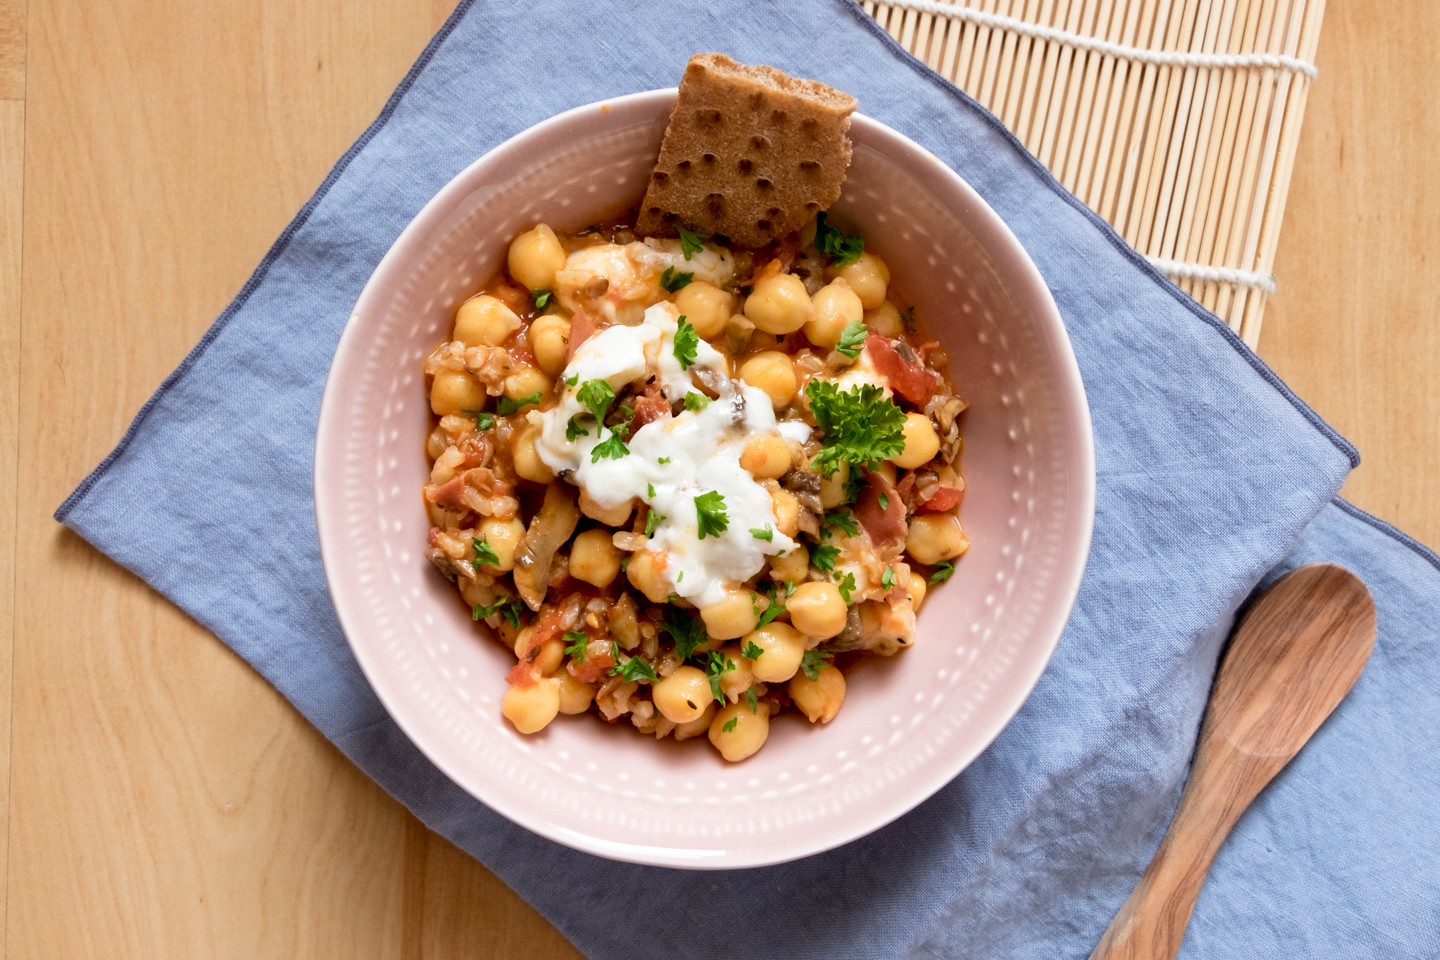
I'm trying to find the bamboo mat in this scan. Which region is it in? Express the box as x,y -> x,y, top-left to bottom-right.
863,0 -> 1324,347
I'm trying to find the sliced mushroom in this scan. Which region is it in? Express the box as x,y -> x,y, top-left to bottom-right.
819,607 -> 867,652
512,483 -> 581,610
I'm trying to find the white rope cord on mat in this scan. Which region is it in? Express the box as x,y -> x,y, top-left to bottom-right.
877,0 -> 1320,80
1145,257 -> 1278,294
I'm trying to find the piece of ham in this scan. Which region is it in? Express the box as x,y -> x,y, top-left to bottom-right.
566,309 -> 597,361
855,471 -> 907,552
630,394 -> 670,432
865,335 -> 937,407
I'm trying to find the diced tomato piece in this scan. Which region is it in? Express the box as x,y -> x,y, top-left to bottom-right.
566,309 -> 597,361
855,471 -> 908,550
506,661 -> 537,688
918,486 -> 964,513
865,335 -> 937,406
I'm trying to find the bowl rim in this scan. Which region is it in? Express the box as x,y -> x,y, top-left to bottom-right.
314,88 -> 1096,868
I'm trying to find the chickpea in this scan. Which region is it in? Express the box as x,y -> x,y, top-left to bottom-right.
502,678 -> 561,734
507,224 -> 568,291
740,433 -> 791,479
652,665 -> 712,724
865,300 -> 905,338
477,515 -> 526,572
905,513 -> 971,566
528,315 -> 571,376
830,251 -> 890,310
788,581 -> 847,639
771,488 -> 800,538
579,488 -> 634,526
700,586 -> 759,640
532,638 -> 564,677
504,363 -> 552,403
768,545 -> 809,583
744,273 -> 814,334
805,278 -> 864,349
453,295 -> 522,347
674,281 -> 734,339
429,369 -> 487,416
818,461 -> 850,509
554,672 -> 595,715
717,644 -> 755,702
570,528 -> 622,588
511,424 -> 554,483
738,351 -> 797,410
708,701 -> 770,761
627,549 -> 673,604
907,570 -> 928,610
789,664 -> 846,723
745,622 -> 805,683
673,701 -> 717,741
891,412 -> 941,469
510,625 -> 537,660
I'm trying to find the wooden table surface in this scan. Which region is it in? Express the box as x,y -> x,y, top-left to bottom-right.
1,1 -> 1436,956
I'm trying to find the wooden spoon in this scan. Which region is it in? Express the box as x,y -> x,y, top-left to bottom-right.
1091,563 -> 1377,960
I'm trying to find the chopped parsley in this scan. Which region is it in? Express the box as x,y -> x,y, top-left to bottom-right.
929,561 -> 956,585
471,536 -> 500,568
610,646 -> 658,683
647,483 -> 656,498
658,456 -> 671,465
800,649 -> 834,681
835,320 -> 869,360
660,266 -> 695,293
563,631 -> 588,663
753,579 -> 792,628
694,491 -> 729,539
644,510 -> 666,537
566,416 -> 589,441
813,212 -> 864,267
881,566 -> 896,590
878,493 -> 890,511
591,416 -> 632,462
805,380 -> 907,478
742,640 -> 764,661
460,408 -> 494,431
673,315 -> 699,370
702,650 -> 735,702
498,392 -> 542,415
684,391 -> 711,412
836,571 -> 857,603
744,683 -> 760,713
677,225 -> 708,260
749,524 -> 774,542
662,608 -> 708,659
722,716 -> 739,733
576,378 -> 616,423
531,288 -> 553,309
472,598 -> 524,629
823,510 -> 860,539
811,543 -> 840,572
564,373 -> 579,387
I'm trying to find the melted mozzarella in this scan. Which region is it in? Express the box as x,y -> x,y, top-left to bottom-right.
537,303 -> 795,607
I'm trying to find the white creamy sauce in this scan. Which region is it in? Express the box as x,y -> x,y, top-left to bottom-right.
536,302 -> 796,607
835,345 -> 891,398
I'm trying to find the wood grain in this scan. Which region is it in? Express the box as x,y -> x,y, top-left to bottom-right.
0,97 -> 25,951
2,0 -> 1435,957
1260,0 -> 1440,549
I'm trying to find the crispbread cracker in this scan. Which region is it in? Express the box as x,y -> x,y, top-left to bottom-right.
636,54 -> 857,249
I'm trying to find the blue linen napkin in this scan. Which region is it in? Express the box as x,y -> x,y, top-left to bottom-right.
56,0 -> 1440,956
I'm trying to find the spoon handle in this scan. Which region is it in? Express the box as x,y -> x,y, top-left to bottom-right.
1089,740 -> 1256,960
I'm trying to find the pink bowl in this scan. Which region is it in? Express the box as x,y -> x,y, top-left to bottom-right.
314,89 -> 1094,869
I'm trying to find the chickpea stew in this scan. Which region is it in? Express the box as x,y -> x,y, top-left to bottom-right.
423,210 -> 970,762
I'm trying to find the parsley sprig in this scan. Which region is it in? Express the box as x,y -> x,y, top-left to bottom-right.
660,266 -> 694,293
661,608 -> 708,660
498,392 -> 542,415
813,212 -> 864,267
531,288 -> 553,309
684,391 -> 711,412
835,320 -> 869,360
471,536 -> 500,569
677,226 -> 708,260
805,380 -> 907,478
609,643 -> 658,682
460,408 -> 494,431
929,561 -> 956,585
702,650 -> 735,703
742,640 -> 764,661
811,543 -> 840,572
800,649 -> 834,681
822,510 -> 860,539
471,598 -> 524,629
694,491 -> 728,539
673,315 -> 699,370
836,571 -> 857,603
563,631 -> 589,663
644,510 -> 666,537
